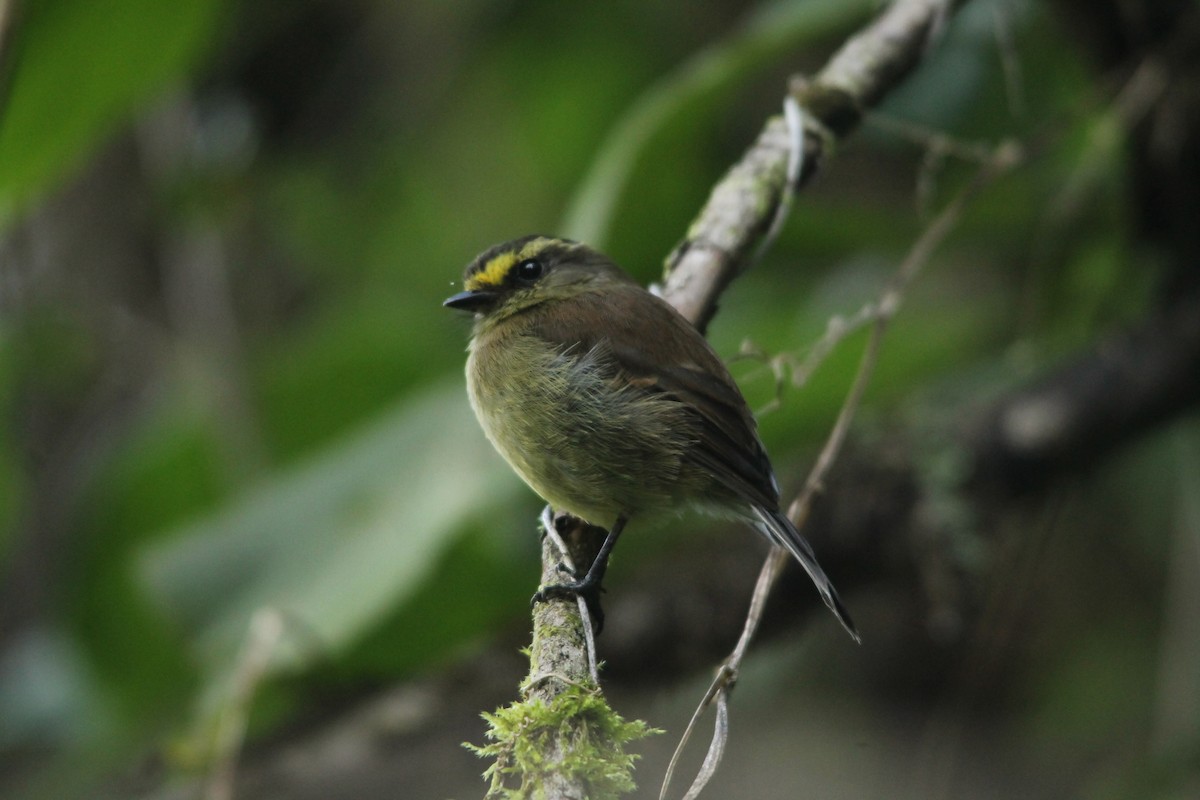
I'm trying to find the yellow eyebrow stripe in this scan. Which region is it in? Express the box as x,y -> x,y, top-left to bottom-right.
466,252 -> 516,291
465,237 -> 557,291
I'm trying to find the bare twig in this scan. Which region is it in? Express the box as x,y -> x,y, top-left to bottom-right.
729,115 -> 1005,400
991,2 -> 1026,120
793,140 -> 1022,527
658,547 -> 788,800
205,608 -> 286,800
661,0 -> 967,329
662,137 -> 1022,799
656,94 -> 809,798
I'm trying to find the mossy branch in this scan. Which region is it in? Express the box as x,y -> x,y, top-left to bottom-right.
468,519 -> 658,800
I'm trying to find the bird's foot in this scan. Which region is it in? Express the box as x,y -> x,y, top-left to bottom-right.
531,577 -> 606,633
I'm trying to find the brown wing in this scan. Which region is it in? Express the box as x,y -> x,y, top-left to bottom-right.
529,284 -> 781,511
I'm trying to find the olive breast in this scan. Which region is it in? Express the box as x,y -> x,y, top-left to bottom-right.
466,327 -> 699,525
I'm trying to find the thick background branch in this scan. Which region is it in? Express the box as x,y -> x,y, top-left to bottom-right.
662,0 -> 966,330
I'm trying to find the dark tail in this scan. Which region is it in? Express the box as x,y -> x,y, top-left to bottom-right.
753,506 -> 861,643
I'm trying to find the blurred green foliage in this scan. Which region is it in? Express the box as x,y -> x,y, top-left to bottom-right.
0,0 -> 227,216
0,0 -> 1196,797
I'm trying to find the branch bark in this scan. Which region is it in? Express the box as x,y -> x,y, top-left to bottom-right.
662,0 -> 967,330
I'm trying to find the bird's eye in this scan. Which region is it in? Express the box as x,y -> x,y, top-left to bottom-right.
515,259 -> 543,282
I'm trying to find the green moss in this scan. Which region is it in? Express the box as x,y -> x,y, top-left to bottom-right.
466,684 -> 659,800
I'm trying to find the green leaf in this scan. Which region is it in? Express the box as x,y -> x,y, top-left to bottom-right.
138,381 -> 519,675
0,0 -> 226,217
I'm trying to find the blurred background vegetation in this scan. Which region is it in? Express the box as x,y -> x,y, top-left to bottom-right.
1,0 -> 1198,797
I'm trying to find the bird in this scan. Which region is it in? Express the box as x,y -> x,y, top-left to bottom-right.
444,235 -> 858,642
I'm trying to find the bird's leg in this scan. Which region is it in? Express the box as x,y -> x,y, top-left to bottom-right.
532,515 -> 627,630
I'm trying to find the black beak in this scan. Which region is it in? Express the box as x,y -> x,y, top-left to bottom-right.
443,289 -> 497,312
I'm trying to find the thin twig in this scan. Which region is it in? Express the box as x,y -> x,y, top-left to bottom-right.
663,138 -> 1022,800
205,608 -> 285,800
790,301 -> 881,388
540,506 -> 600,684
658,547 -> 788,800
991,2 -> 1026,120
792,139 -> 1021,529
657,96 -> 809,800
867,112 -> 997,163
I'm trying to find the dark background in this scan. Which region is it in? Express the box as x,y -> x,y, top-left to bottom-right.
1,0 -> 1197,797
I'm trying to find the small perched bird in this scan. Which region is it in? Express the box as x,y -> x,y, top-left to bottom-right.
444,235 -> 858,642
